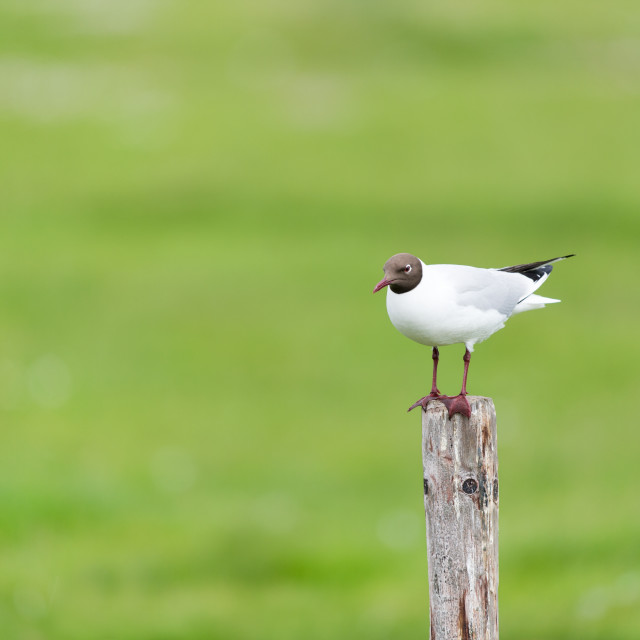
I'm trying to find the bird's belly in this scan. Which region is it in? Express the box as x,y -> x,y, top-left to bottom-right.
386,290 -> 507,347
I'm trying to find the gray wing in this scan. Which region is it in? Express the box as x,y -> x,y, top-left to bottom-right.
443,266 -> 535,316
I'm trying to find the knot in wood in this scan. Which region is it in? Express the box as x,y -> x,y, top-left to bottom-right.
462,478 -> 478,495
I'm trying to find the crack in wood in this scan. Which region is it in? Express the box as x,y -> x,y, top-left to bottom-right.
430,605 -> 436,640
459,591 -> 471,640
481,421 -> 491,457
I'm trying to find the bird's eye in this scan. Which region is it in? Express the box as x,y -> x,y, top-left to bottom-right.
404,265 -> 412,273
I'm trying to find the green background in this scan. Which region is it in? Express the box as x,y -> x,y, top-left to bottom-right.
1,1 -> 639,638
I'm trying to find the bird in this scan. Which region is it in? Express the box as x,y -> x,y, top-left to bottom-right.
373,253 -> 574,418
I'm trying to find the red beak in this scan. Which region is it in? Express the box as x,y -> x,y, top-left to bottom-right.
373,277 -> 393,293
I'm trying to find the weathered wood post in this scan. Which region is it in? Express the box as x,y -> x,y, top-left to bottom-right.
422,396 -> 499,640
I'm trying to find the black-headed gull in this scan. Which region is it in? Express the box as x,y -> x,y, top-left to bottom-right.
373,253 -> 574,417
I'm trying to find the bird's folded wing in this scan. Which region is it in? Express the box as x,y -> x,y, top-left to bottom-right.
451,271 -> 533,316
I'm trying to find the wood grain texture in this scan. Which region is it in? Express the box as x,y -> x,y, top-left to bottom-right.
422,396 -> 499,640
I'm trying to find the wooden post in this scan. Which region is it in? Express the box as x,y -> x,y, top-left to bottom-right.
422,396 -> 499,640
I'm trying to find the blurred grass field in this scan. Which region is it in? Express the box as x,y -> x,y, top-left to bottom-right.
1,0 -> 640,638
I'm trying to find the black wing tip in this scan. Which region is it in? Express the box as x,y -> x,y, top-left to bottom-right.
545,253 -> 576,268
499,253 -> 576,275
524,265 -> 552,282
536,253 -> 576,265
546,253 -> 576,267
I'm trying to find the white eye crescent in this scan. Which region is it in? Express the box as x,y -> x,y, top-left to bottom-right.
404,265 -> 412,273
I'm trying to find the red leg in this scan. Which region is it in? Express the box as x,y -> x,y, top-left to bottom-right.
440,348 -> 472,418
408,347 -> 445,412
430,346 -> 441,395
460,347 -> 470,394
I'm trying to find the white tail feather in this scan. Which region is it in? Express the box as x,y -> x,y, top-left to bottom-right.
512,294 -> 560,315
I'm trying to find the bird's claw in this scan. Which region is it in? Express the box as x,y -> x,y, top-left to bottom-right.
439,394 -> 472,418
407,393 -> 444,413
408,393 -> 472,418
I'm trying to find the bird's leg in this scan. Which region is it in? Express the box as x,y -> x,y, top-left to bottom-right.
408,347 -> 445,412
440,348 -> 472,418
430,346 -> 441,395
460,347 -> 471,395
